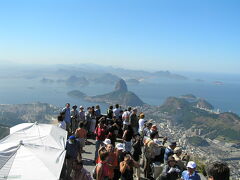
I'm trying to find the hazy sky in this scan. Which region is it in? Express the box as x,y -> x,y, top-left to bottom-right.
0,0 -> 239,73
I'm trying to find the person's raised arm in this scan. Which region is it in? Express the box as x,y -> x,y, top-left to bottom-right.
120,161 -> 128,174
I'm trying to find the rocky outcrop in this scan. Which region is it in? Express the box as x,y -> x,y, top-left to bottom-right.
115,79 -> 128,92
68,79 -> 144,107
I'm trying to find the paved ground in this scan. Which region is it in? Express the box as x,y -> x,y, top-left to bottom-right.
81,138 -> 96,173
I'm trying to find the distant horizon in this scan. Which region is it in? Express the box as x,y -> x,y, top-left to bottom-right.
1,0 -> 240,74
0,60 -> 240,76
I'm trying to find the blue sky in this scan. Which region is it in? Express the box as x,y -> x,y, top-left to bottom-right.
0,0 -> 239,73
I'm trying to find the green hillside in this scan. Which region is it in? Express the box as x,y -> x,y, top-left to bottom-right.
159,96 -> 240,142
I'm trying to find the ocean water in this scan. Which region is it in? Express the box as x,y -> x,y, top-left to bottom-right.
0,73 -> 240,115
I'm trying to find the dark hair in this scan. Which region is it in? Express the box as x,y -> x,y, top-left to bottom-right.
150,131 -> 158,140
168,156 -> 176,163
99,116 -> 106,124
57,115 -> 63,121
109,105 -> 113,109
99,151 -> 109,161
115,104 -> 119,108
79,122 -> 84,128
207,162 -> 230,180
128,107 -> 131,111
66,103 -> 70,106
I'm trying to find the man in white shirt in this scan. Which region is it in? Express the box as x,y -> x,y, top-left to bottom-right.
122,107 -> 131,130
58,115 -> 66,130
113,104 -> 121,119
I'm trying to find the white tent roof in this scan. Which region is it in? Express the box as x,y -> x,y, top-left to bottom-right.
0,123 -> 67,180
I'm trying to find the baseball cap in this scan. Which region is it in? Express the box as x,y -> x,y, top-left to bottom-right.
79,106 -> 84,109
187,161 -> 197,169
116,143 -> 124,150
69,135 -> 76,140
103,139 -> 111,145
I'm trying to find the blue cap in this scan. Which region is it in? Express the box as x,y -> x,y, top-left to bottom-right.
69,135 -> 76,140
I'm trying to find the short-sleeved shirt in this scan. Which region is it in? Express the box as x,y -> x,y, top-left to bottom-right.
95,126 -> 107,141
58,121 -> 66,130
75,128 -> 87,138
113,108 -> 120,118
138,118 -> 146,133
122,111 -> 130,125
62,107 -> 71,124
65,140 -> 80,159
164,147 -> 174,162
181,170 -> 201,180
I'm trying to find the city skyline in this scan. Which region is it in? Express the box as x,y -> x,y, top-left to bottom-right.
0,0 -> 240,73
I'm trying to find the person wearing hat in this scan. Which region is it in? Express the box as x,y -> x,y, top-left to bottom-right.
181,161 -> 200,180
113,143 -> 125,180
103,138 -> 111,146
164,142 -> 177,163
160,156 -> 181,180
71,105 -> 79,133
173,147 -> 186,172
95,142 -> 117,180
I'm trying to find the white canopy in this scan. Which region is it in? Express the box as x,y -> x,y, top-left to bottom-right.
0,123 -> 67,180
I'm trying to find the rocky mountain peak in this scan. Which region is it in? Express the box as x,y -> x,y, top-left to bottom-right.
114,79 -> 128,92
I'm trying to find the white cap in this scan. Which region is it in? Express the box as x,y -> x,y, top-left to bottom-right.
103,139 -> 111,145
187,161 -> 197,169
116,143 -> 124,150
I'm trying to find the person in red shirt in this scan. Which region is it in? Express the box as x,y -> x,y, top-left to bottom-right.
94,119 -> 108,162
96,144 -> 118,180
96,151 -> 111,180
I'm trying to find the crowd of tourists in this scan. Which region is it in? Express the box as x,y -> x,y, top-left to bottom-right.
57,103 -> 230,180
